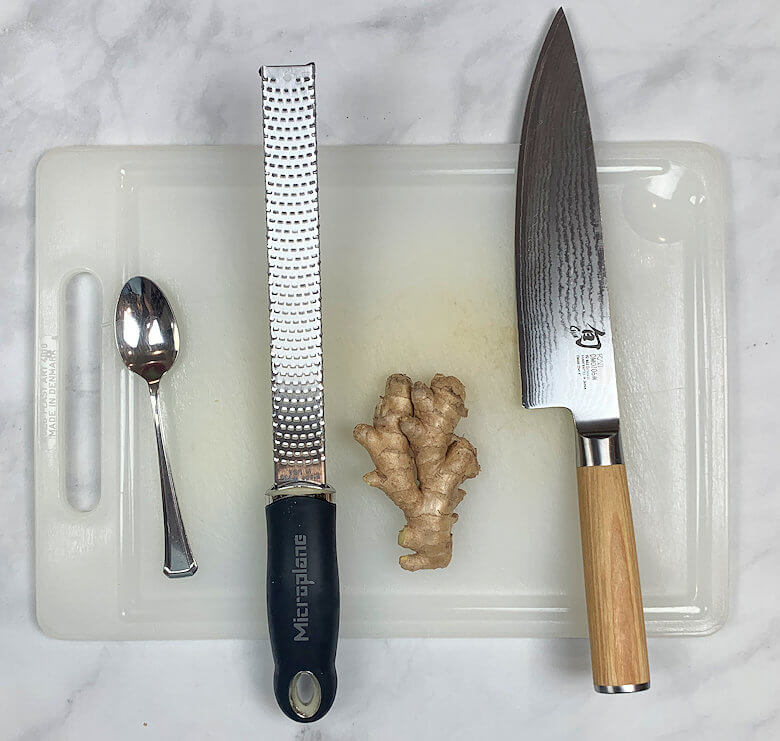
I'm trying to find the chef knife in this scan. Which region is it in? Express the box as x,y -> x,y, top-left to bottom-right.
515,10 -> 650,693
260,63 -> 339,721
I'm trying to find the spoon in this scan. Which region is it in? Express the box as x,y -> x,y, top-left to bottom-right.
115,276 -> 197,578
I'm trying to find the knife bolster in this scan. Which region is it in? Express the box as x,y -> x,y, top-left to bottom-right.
577,429 -> 623,467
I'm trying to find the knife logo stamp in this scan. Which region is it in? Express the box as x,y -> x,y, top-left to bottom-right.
570,323 -> 605,350
292,534 -> 314,642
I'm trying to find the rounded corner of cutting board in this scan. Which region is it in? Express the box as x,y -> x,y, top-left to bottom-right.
693,602 -> 729,636
35,600 -> 73,641
36,147 -> 81,181
681,140 -> 725,167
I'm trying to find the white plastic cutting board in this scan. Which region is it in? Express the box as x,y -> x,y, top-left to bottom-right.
35,144 -> 727,639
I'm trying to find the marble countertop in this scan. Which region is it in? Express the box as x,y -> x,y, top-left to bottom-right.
2,0 -> 779,738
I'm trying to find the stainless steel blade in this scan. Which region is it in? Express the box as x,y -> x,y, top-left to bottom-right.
261,64 -> 327,485
516,9 -> 619,435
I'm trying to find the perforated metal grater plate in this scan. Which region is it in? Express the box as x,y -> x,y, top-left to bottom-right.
261,64 -> 327,485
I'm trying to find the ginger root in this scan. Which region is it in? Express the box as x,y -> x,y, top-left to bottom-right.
354,374 -> 480,571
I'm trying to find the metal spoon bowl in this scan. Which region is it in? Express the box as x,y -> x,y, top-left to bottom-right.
115,276 -> 197,578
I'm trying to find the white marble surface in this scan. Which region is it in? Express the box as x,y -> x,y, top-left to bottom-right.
1,0 -> 778,738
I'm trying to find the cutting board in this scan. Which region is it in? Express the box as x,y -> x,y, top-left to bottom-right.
34,143 -> 727,639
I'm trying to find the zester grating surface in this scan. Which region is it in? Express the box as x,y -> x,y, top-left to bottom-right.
261,64 -> 326,480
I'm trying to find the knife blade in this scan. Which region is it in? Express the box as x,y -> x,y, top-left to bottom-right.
515,10 -> 650,693
260,63 -> 339,722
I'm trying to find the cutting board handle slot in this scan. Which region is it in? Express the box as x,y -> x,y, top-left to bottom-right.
62,271 -> 102,512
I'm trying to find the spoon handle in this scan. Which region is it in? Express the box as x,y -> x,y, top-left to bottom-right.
148,382 -> 198,578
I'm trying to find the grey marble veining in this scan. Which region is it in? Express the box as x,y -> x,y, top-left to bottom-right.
2,0 -> 779,738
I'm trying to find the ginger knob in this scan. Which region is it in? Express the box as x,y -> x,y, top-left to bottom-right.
354,374 -> 480,571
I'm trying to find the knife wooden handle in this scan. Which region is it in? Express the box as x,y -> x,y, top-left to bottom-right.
577,464 -> 650,692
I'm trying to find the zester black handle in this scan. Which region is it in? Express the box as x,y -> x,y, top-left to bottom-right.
266,495 -> 339,722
